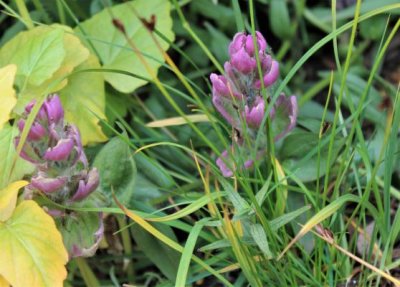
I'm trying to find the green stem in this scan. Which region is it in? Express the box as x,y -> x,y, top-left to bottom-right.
116,215 -> 135,281
14,0 -> 33,29
75,257 -> 100,287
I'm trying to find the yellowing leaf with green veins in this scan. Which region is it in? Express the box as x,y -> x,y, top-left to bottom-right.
0,65 -> 17,130
60,54 -> 107,145
0,27 -> 65,98
10,25 -> 90,114
0,125 -> 35,189
76,0 -> 174,93
0,181 -> 28,222
0,200 -> 68,287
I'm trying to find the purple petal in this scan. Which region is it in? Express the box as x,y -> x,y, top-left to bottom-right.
210,73 -> 230,96
260,54 -> 272,71
245,97 -> 265,128
264,60 -> 279,86
216,150 -> 234,177
46,209 -> 65,217
31,175 -> 67,193
18,119 -> 46,141
44,94 -> 64,124
44,138 -> 74,161
230,47 -> 257,74
244,32 -> 267,56
66,124 -> 87,166
228,32 -> 246,56
212,94 -> 240,127
71,168 -> 99,201
14,137 -> 41,164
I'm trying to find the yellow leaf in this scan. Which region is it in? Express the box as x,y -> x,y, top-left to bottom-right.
0,65 -> 17,131
0,181 -> 28,222
146,114 -> 212,128
0,200 -> 68,287
0,275 -> 9,287
60,54 -> 108,145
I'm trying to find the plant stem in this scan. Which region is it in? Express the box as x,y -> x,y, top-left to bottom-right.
14,0 -> 33,29
75,257 -> 100,287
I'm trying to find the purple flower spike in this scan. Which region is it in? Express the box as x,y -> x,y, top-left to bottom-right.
231,47 -> 257,74
43,95 -> 64,124
245,97 -> 265,128
71,168 -> 99,202
31,175 -> 67,194
44,138 -> 74,161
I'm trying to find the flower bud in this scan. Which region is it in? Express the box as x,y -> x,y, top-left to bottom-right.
230,47 -> 257,74
71,168 -> 99,202
44,138 -> 74,161
31,174 -> 67,194
229,31 -> 267,57
210,73 -> 230,96
43,95 -> 64,125
254,60 -> 279,89
245,97 -> 265,128
18,119 -> 46,141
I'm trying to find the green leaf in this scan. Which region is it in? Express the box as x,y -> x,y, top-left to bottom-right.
0,124 -> 35,189
269,0 -> 292,39
0,26 -> 65,91
0,200 -> 68,287
134,153 -> 174,189
57,209 -> 103,258
59,54 -> 107,145
76,0 -> 174,93
280,130 -> 345,182
131,222 -> 180,281
93,136 -> 136,205
359,16 -> 387,40
249,223 -> 272,257
175,218 -> 209,287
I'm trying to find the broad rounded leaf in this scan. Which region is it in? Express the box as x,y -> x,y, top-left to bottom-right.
0,200 -> 68,287
0,65 -> 17,130
93,136 -> 136,205
12,25 -> 90,114
76,0 -> 174,93
60,54 -> 107,145
0,181 -> 28,222
0,26 -> 65,91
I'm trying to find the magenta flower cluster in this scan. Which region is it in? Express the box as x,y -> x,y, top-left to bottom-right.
15,94 -> 99,203
210,31 -> 297,177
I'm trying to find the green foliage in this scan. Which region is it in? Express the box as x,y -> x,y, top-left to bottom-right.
93,136 -> 137,205
1,0 -> 400,286
76,0 -> 174,93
